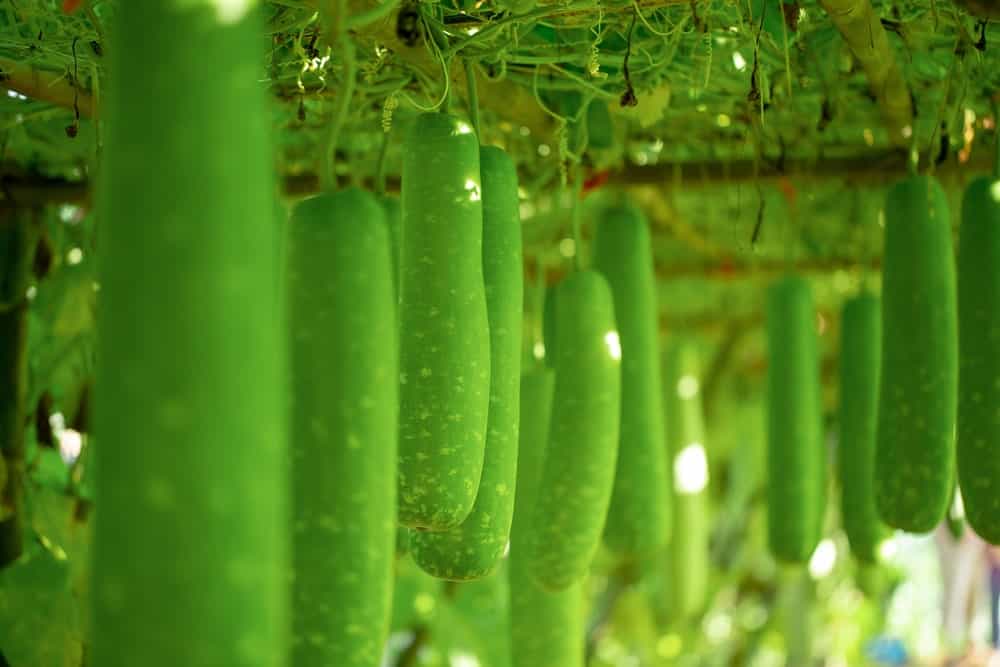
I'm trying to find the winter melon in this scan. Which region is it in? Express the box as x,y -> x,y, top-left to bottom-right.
956,176 -> 1000,543
838,292 -> 889,563
411,146 -> 523,579
593,203 -> 670,556
509,370 -> 585,667
287,189 -> 397,666
664,342 -> 710,618
91,4 -> 287,666
398,112 -> 491,531
528,270 -> 621,590
875,175 -> 957,533
766,276 -> 826,563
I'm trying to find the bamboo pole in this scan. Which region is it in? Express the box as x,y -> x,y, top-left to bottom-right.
2,147 -> 994,206
0,58 -> 95,118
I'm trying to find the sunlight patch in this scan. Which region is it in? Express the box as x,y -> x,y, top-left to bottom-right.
177,0 -> 255,24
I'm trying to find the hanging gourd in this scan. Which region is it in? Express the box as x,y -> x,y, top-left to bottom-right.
398,112 -> 491,531
509,370 -> 585,667
838,292 -> 889,563
528,269 -> 621,591
91,4 -> 287,666
593,202 -> 670,556
411,146 -> 523,579
766,276 -> 826,563
286,189 -> 398,667
664,341 -> 711,619
956,170 -> 1000,543
875,175 -> 957,533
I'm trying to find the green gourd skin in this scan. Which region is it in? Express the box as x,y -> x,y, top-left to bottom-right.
398,112 -> 491,531
838,293 -> 889,563
593,204 -> 670,556
287,190 -> 397,666
91,5 -> 287,667
509,370 -> 585,667
875,175 -> 957,533
542,283 -> 558,368
664,342 -> 710,619
528,270 -> 621,591
766,276 -> 826,564
412,146 -> 523,580
956,177 -> 1000,543
586,100 -> 614,151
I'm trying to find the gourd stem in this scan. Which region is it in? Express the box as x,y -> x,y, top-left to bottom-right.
321,22 -> 355,192
570,166 -> 583,272
464,59 -> 481,140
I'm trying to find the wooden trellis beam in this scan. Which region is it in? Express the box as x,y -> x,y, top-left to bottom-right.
2,146 -> 993,206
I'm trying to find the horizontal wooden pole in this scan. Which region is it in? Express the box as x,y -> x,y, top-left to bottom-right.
3,145 -> 993,207
606,149 -> 995,188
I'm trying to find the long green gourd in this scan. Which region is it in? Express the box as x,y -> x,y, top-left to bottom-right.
957,174 -> 1000,543
91,4 -> 287,666
528,270 -> 621,591
411,146 -> 523,579
664,342 -> 710,619
766,276 -> 825,563
593,203 -> 670,556
287,189 -> 397,666
398,112 -> 491,531
875,175 -> 957,532
838,292 -> 889,563
509,370 -> 585,667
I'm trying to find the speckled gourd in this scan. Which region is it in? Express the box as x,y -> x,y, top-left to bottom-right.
411,146 -> 523,579
287,189 -> 397,666
875,175 -> 957,533
528,270 -> 621,591
956,176 -> 1000,543
398,112 -> 491,531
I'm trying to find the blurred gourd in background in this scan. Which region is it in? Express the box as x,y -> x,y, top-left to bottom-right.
0,0 -> 997,666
